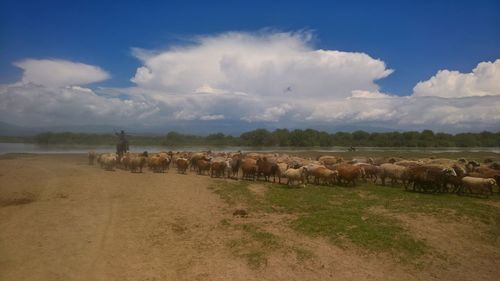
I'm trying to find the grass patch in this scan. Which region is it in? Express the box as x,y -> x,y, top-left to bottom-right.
265,184 -> 427,260
209,180 -> 268,212
210,179 -> 500,264
226,223 -> 282,269
360,183 -> 500,240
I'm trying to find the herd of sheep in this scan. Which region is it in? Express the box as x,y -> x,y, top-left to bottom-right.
88,151 -> 500,198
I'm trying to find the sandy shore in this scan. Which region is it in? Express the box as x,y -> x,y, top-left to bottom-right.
1,154 -> 499,281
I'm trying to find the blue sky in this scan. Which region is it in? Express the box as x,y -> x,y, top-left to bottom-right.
1,0 -> 499,133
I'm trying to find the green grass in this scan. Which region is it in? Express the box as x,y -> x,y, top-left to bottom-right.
210,179 -> 500,265
266,184 -> 427,260
225,223 -> 314,268
226,223 -> 282,269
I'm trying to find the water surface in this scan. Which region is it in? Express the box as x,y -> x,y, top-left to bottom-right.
1,143 -> 499,155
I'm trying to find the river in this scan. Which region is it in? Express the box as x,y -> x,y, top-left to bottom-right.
1,143 -> 499,155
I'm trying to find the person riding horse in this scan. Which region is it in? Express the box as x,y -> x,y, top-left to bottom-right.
115,130 -> 129,156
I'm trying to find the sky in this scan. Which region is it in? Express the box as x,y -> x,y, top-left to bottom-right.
1,0 -> 499,134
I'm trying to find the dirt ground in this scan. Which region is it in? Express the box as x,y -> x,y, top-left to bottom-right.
0,154 -> 499,281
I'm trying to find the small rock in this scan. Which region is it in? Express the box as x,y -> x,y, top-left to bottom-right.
233,209 -> 248,218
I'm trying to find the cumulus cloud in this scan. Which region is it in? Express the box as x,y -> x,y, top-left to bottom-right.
1,59 -> 157,127
14,59 -> 110,87
1,32 -> 499,132
350,90 -> 394,99
413,59 -> 500,98
131,31 -> 392,99
0,83 -> 159,127
242,103 -> 293,122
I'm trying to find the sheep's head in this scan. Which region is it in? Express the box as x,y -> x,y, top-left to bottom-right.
442,167 -> 457,177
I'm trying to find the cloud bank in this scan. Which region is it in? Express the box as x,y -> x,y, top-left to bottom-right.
1,31 -> 499,132
1,59 -> 158,127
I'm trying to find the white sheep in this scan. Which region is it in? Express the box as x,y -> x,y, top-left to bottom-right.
380,163 -> 408,185
461,176 -> 496,197
284,166 -> 308,187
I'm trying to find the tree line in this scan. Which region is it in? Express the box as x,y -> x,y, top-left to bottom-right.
2,129 -> 499,147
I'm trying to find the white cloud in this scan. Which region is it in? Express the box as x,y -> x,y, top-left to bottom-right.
131,31 -> 392,99
243,103 -> 293,122
1,60 -> 156,127
413,59 -> 500,98
14,59 -> 110,87
200,114 -> 225,121
350,90 -> 394,99
0,83 -> 159,127
1,32 -> 499,132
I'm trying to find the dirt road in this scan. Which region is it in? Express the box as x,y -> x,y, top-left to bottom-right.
0,154 -> 499,281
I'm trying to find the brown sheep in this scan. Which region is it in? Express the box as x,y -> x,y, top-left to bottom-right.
176,158 -> 189,174
129,154 -> 148,173
210,161 -> 226,178
406,165 -> 457,193
190,152 -> 208,171
149,154 -> 170,173
196,158 -> 211,175
229,154 -> 242,178
318,155 -> 343,166
354,163 -> 381,183
240,158 -> 258,181
308,166 -> 338,186
256,157 -> 278,182
332,164 -> 364,186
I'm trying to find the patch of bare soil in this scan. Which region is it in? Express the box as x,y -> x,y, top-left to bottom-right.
0,191 -> 38,207
0,154 -> 498,281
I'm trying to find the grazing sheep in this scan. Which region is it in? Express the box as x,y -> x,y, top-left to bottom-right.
406,165 -> 457,193
460,177 -> 496,198
129,153 -> 148,173
229,154 -> 242,178
284,166 -> 308,187
256,157 -> 278,182
196,158 -> 211,175
333,164 -> 364,186
354,163 -> 381,183
394,160 -> 423,167
303,163 -> 326,183
88,151 -> 96,165
241,158 -> 258,181
190,152 -> 208,171
100,154 -> 117,171
276,162 -> 289,184
308,166 -> 338,186
210,161 -> 226,178
318,155 -> 343,166
348,157 -> 374,164
176,158 -> 189,174
148,154 -> 170,173
379,164 -> 408,186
